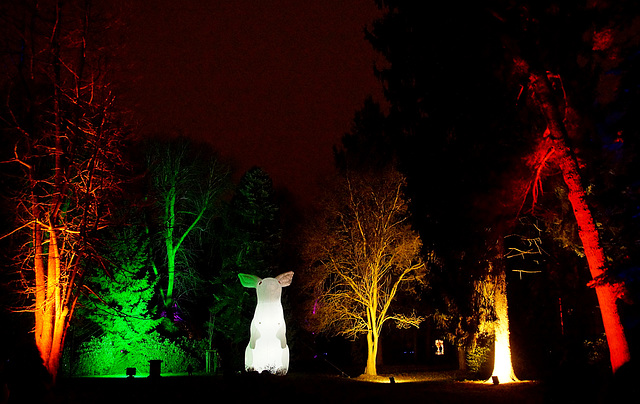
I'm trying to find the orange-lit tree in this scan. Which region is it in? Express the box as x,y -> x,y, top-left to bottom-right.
301,167 -> 429,376
0,0 -> 130,382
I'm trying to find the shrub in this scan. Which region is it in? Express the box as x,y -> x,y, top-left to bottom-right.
72,331 -> 203,376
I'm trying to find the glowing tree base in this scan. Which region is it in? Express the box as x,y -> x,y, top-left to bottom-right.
486,270 -> 519,384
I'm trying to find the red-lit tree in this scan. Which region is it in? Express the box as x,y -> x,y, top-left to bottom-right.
364,0 -> 638,377
491,0 -> 640,373
515,61 -> 631,372
0,0 -> 130,382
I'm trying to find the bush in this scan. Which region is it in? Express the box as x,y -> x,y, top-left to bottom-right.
72,331 -> 204,376
465,334 -> 494,376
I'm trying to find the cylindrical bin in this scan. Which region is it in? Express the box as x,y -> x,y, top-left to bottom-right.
148,360 -> 162,379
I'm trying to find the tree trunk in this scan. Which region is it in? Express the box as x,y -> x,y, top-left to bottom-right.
33,228 -> 70,383
365,329 -> 379,376
489,267 -> 518,383
527,69 -> 631,373
165,186 -> 177,306
457,344 -> 467,371
33,217 -> 46,358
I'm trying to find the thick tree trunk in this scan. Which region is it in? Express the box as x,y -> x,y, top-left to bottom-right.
489,268 -> 518,383
527,69 -> 631,373
557,150 -> 630,373
33,229 -> 70,383
33,218 -> 46,357
365,329 -> 379,376
364,303 -> 379,376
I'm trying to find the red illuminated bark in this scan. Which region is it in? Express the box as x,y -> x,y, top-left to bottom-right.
526,66 -> 631,373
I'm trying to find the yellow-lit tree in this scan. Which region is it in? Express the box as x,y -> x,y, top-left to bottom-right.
302,167 -> 429,376
0,0 -> 130,382
483,233 -> 519,383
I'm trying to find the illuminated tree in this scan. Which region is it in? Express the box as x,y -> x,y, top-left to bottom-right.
494,1 -> 640,373
482,229 -> 519,383
363,2 -> 527,373
146,137 -> 230,311
516,62 -> 631,372
70,224 -> 201,377
79,225 -> 160,342
365,1 -> 639,378
301,167 -> 428,376
0,0 -> 131,382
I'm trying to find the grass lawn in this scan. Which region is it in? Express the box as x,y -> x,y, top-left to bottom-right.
27,368 -> 623,404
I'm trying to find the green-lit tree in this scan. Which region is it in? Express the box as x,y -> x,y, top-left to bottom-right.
70,222 -> 204,376
145,137 -> 230,311
79,226 -> 160,342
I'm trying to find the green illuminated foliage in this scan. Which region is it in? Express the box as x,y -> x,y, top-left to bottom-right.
73,332 -> 200,376
81,226 -> 160,340
70,224 -> 204,376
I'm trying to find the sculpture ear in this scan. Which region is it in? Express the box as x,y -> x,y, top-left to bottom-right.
276,271 -> 294,287
238,273 -> 261,288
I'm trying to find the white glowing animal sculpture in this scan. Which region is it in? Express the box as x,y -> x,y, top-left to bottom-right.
239,271 -> 293,375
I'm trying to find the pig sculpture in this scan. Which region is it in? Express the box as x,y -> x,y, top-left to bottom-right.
238,271 -> 293,375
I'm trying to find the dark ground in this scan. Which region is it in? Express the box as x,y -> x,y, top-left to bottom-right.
9,366 -> 635,404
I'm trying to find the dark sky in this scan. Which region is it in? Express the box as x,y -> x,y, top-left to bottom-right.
118,0 -> 384,207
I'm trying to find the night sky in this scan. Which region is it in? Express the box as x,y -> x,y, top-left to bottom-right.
117,0 -> 385,207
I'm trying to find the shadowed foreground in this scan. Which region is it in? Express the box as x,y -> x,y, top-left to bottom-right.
34,369 -> 632,404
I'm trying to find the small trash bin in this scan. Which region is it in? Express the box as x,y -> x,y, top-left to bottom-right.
148,360 -> 162,379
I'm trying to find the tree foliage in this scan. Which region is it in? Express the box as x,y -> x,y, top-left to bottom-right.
208,166 -> 283,372
361,0 -> 640,376
79,226 -> 160,341
0,0 -> 131,382
223,166 -> 282,275
145,136 -> 230,310
301,166 -> 429,375
67,224 -> 203,377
